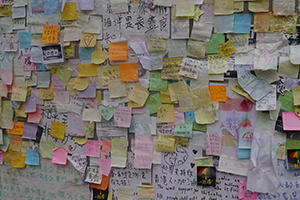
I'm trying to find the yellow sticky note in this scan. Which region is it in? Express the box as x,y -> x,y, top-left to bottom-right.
0,5 -> 12,17
74,137 -> 88,145
96,90 -> 102,105
50,121 -> 65,140
217,40 -> 237,60
292,86 -> 300,106
168,81 -> 190,102
214,0 -> 234,15
67,78 -> 78,95
74,77 -> 89,91
295,105 -> 300,117
92,49 -> 107,64
11,85 -> 27,102
7,122 -> 24,135
156,104 -> 174,123
98,65 -> 121,86
162,58 -> 182,80
108,190 -> 113,200
160,88 -> 178,104
78,63 -> 98,77
195,156 -> 214,166
51,63 -> 74,83
194,105 -> 215,124
234,2 -> 244,13
80,32 -> 97,47
9,135 -> 22,152
11,152 -> 26,168
85,121 -> 95,138
39,83 -> 54,100
61,2 -> 77,21
14,102 -> 27,118
207,55 -> 228,74
40,141 -> 54,159
156,134 -> 175,153
232,82 -> 256,103
64,41 -> 76,59
128,101 -> 144,108
128,83 -> 149,106
42,25 -> 58,44
147,34 -> 166,54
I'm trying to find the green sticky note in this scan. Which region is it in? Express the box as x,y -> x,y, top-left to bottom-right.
174,119 -> 193,138
145,93 -> 162,115
0,134 -> 10,152
278,91 -> 294,112
149,72 -> 168,92
193,124 -> 207,132
286,138 -> 300,150
205,33 -> 225,54
100,106 -> 115,121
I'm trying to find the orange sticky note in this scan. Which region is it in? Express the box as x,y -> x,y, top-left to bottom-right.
109,42 -> 127,61
9,135 -> 22,152
7,122 -> 24,135
42,25 -> 58,44
120,63 -> 138,82
209,85 -> 227,102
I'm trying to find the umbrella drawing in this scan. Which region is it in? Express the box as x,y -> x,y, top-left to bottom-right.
198,167 -> 215,176
289,150 -> 300,164
242,131 -> 253,142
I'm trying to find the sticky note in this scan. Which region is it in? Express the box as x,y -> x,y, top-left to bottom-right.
128,83 -> 149,106
11,85 -> 27,102
120,63 -> 138,82
82,108 -> 102,122
7,122 -> 24,135
99,158 -> 111,177
206,33 -> 225,54
156,134 -> 175,153
114,106 -> 132,127
149,72 -> 167,92
145,93 -> 162,115
79,32 -> 97,47
282,112 -> 300,131
100,106 -> 115,121
91,49 -> 107,64
39,83 -> 54,100
209,85 -> 226,102
25,149 -> 40,166
156,104 -> 174,123
292,86 -> 300,106
101,139 -> 112,156
52,147 -> 68,165
22,123 -> 37,140
61,2 -> 77,21
85,140 -> 101,157
137,185 -> 154,199
174,119 -> 193,138
9,135 -> 22,152
42,25 -> 58,44
50,121 -> 65,140
11,152 -> 26,168
109,42 -> 127,61
147,34 -> 166,54
40,141 -> 54,159
78,63 -> 98,77
111,138 -> 128,168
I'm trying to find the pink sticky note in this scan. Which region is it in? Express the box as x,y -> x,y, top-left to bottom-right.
23,54 -> 37,71
101,138 -> 112,156
85,140 -> 101,157
0,69 -> 13,85
28,107 -> 42,124
114,106 -> 132,127
52,75 -> 66,91
206,133 -> 222,156
134,136 -> 153,169
0,151 -> 3,164
168,107 -> 184,126
239,179 -> 257,200
99,158 -> 111,177
52,147 -> 68,165
53,91 -> 70,104
24,96 -> 37,113
282,112 -> 300,131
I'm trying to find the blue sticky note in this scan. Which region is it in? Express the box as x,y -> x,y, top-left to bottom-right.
37,63 -> 49,71
185,111 -> 197,125
237,140 -> 251,159
25,149 -> 40,166
233,13 -> 252,34
79,47 -> 95,61
18,32 -> 33,49
44,0 -> 59,14
214,15 -> 234,33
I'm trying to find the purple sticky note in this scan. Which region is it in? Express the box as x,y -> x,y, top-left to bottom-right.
24,96 -> 37,113
78,85 -> 96,98
22,123 -> 38,139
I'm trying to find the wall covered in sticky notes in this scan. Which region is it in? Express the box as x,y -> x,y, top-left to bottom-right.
0,0 -> 300,199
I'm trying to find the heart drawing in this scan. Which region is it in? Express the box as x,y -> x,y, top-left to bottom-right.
84,34 -> 94,47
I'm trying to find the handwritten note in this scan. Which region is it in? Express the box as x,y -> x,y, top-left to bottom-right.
111,138 -> 128,168
147,34 -> 166,54
109,42 -> 127,61
156,104 -> 174,123
134,136 -> 153,169
114,106 -> 132,128
85,140 -> 101,157
156,134 -> 175,153
11,85 -> 27,102
209,85 -> 226,102
42,25 -> 58,43
206,133 -> 222,156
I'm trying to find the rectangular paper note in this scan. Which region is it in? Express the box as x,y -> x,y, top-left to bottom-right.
206,133 -> 222,156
